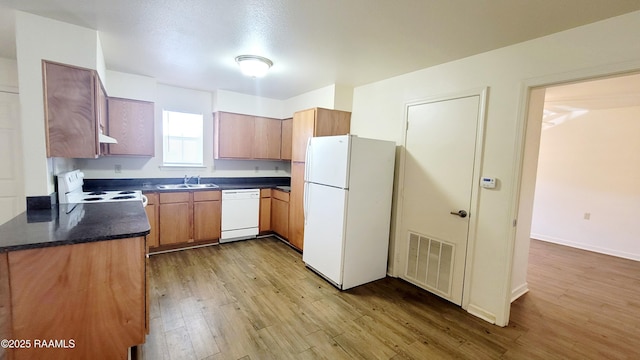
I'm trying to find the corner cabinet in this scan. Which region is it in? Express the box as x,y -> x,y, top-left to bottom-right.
106,97 -> 155,156
214,112 -> 284,160
43,60 -> 105,158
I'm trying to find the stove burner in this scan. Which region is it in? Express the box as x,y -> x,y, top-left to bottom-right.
118,191 -> 135,195
112,195 -> 135,200
87,191 -> 107,196
83,197 -> 104,201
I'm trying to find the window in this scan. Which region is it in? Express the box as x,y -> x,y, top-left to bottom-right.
162,110 -> 204,166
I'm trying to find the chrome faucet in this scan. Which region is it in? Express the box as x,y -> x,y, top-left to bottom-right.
197,175 -> 201,184
183,175 -> 193,185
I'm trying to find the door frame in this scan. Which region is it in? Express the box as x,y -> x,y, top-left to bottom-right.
393,87 -> 488,310
504,61 -> 640,325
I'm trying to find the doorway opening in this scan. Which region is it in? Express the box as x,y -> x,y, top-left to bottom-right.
512,71 -> 640,303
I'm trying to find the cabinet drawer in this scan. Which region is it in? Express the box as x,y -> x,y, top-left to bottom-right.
159,192 -> 190,204
272,190 -> 289,202
260,189 -> 271,198
193,191 -> 221,202
144,192 -> 158,205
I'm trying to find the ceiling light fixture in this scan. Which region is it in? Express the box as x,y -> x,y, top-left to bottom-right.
235,55 -> 273,78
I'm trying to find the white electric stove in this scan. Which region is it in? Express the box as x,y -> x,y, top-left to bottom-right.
57,170 -> 146,205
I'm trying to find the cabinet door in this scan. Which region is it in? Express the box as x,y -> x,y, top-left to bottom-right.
288,162 -> 306,250
215,112 -> 254,159
260,197 -> 272,232
254,117 -> 281,159
280,118 -> 292,160
194,201 -> 221,241
159,202 -> 191,245
291,109 -> 316,162
43,61 -> 98,158
96,76 -> 108,155
272,198 -> 289,239
107,97 -> 155,156
314,108 -> 351,137
144,203 -> 159,249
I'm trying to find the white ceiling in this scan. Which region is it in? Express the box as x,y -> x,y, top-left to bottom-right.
1,1 -> 640,100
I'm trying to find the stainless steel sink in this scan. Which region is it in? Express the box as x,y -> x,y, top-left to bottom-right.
156,183 -> 219,190
186,184 -> 219,189
156,184 -> 188,189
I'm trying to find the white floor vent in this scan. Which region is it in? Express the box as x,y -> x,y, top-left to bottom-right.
405,231 -> 454,296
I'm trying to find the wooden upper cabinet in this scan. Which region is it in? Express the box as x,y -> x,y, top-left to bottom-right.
214,111 -> 286,160
291,109 -> 316,162
43,60 -> 100,158
253,116 -> 281,159
106,97 -> 155,156
215,112 -> 255,159
280,118 -> 292,160
291,108 -> 351,162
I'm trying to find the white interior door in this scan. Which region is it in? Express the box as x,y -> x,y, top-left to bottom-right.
0,91 -> 23,225
401,94 -> 481,305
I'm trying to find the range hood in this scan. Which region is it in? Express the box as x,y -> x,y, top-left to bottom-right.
99,131 -> 118,144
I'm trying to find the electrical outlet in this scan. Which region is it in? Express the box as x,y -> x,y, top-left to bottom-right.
115,164 -> 122,173
254,166 -> 259,172
275,166 -> 279,172
584,212 -> 591,220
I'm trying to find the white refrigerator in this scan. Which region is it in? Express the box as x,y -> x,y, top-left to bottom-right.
302,134 -> 396,290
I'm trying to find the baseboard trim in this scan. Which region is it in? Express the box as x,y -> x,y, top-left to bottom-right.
467,304 -> 497,325
511,283 -> 529,302
531,234 -> 640,261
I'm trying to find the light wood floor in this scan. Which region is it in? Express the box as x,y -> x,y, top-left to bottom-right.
141,237 -> 640,359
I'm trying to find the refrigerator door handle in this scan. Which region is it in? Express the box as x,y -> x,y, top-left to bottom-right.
304,137 -> 312,181
303,181 -> 308,225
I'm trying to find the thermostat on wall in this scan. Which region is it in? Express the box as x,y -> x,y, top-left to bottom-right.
480,177 -> 496,189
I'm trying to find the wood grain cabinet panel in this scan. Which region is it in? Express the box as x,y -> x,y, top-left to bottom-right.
144,193 -> 159,249
288,163 -> 305,250
254,117 -> 282,159
280,118 -> 292,160
106,97 -> 155,156
259,189 -> 272,233
8,237 -> 145,360
271,190 -> 289,239
0,253 -> 10,360
193,191 -> 221,241
214,112 -> 255,159
43,60 -> 100,158
159,201 -> 191,246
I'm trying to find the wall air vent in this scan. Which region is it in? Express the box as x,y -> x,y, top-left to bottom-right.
405,231 -> 454,296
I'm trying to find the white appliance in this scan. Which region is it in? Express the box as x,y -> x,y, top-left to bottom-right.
57,170 -> 146,206
302,134 -> 396,290
220,189 -> 260,242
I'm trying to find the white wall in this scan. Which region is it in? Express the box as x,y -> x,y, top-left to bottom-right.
0,58 -> 18,90
531,106 -> 640,260
15,11 -> 101,196
214,89 -> 284,118
350,11 -> 640,326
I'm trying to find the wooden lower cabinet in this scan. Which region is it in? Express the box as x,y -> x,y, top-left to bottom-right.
259,189 -> 272,233
144,193 -> 159,249
289,162 -> 305,250
156,190 -> 221,249
7,237 -> 146,360
271,196 -> 289,239
159,201 -> 191,246
193,191 -> 221,241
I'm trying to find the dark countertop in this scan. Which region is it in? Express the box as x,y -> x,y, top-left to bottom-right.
82,177 -> 291,193
0,202 -> 150,253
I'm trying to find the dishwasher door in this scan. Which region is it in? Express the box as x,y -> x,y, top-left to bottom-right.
221,189 -> 260,242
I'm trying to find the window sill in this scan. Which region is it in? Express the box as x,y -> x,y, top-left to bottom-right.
160,165 -> 207,170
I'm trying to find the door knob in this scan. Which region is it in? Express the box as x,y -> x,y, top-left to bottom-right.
450,210 -> 468,218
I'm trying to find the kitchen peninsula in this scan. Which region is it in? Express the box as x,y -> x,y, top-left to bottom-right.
0,201 -> 150,360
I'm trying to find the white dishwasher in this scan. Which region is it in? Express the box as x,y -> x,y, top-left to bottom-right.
221,189 -> 260,242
